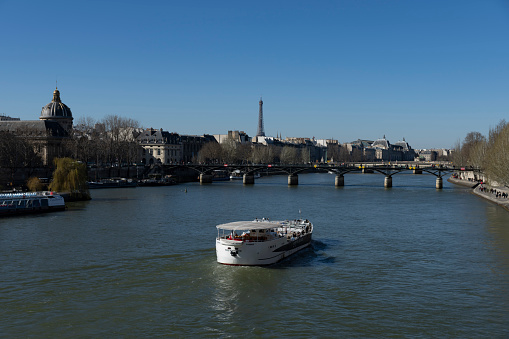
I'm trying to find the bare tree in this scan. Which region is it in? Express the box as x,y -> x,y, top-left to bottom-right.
452,139 -> 465,167
339,145 -> 351,163
327,144 -> 341,162
197,141 -> 222,163
280,146 -> 299,164
101,115 -> 141,166
221,139 -> 238,163
300,147 -> 310,163
236,143 -> 252,164
484,121 -> 509,186
469,139 -> 487,169
250,144 -> 280,164
0,131 -> 42,185
250,144 -> 266,164
351,148 -> 364,162
458,131 -> 486,167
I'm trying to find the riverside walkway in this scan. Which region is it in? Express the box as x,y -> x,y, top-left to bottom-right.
474,187 -> 509,211
164,162 -> 475,189
448,176 -> 509,211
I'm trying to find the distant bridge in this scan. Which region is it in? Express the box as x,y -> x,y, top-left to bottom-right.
163,162 -> 477,189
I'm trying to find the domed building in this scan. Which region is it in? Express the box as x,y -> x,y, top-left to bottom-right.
371,135 -> 391,150
40,87 -> 73,132
394,138 -> 417,161
0,87 -> 73,165
369,136 -> 416,162
394,137 -> 411,151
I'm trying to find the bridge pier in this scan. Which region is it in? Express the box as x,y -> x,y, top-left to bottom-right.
436,177 -> 443,189
413,169 -> 422,174
335,174 -> 344,187
288,174 -> 298,186
384,176 -> 392,188
199,174 -> 213,184
243,174 -> 255,185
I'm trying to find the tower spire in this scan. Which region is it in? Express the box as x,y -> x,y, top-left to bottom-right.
257,97 -> 265,137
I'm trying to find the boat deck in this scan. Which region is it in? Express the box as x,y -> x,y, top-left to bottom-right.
217,219 -> 312,243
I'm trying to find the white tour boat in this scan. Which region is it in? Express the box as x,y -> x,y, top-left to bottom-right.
0,191 -> 65,216
216,218 -> 313,266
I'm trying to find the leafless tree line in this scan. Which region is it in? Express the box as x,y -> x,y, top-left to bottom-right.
196,141 -> 314,164
196,140 -> 366,164
0,130 -> 42,184
453,120 -> 509,186
63,115 -> 141,166
326,144 -> 366,162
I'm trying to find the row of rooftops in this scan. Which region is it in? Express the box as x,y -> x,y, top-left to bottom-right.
135,126 -> 415,153
136,128 -> 216,144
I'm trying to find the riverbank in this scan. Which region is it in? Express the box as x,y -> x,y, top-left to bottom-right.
447,176 -> 479,188
472,185 -> 509,211
448,176 -> 509,211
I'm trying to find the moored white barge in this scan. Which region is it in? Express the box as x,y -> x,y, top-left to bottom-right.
216,219 -> 313,266
0,191 -> 65,216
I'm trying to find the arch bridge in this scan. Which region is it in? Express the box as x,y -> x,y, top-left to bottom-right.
164,163 -> 476,189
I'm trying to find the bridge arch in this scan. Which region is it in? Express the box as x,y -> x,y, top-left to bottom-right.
158,163 -> 475,188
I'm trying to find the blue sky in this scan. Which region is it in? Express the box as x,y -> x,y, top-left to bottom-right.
1,0 -> 508,149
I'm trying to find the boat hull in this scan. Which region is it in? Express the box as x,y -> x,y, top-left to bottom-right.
216,233 -> 312,266
0,192 -> 65,217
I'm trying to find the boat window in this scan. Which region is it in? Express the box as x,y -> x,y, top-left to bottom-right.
259,229 -> 264,233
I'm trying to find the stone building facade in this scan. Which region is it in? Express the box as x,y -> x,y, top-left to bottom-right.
137,128 -> 182,165
0,87 -> 73,165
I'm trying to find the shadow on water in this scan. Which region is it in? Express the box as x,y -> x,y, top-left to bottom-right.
269,239 -> 339,269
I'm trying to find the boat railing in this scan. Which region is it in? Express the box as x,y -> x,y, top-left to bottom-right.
0,191 -> 58,199
219,235 -> 273,243
0,192 -> 38,199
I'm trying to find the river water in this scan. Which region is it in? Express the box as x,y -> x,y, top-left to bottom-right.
1,173 -> 509,337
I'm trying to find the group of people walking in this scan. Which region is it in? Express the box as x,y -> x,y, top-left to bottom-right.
478,185 -> 509,199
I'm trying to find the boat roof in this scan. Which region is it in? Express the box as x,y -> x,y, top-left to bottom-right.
0,192 -> 59,199
216,221 -> 283,231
